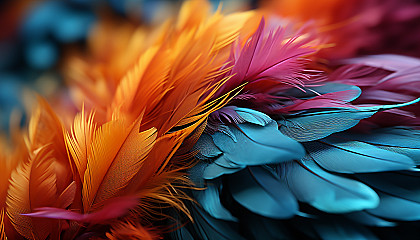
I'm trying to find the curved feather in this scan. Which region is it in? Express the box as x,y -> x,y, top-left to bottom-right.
29,148 -> 58,240
227,166 -> 298,219
278,98 -> 420,142
312,220 -> 378,240
334,127 -> 420,164
211,122 -> 305,166
340,54 -> 420,72
234,108 -> 273,126
6,156 -> 33,239
183,204 -> 245,240
285,160 -> 379,213
367,192 -> 420,221
304,138 -> 414,173
346,211 -> 396,227
82,118 -> 157,212
356,171 -> 420,204
194,179 -> 237,221
24,196 -> 139,224
214,18 -> 317,98
65,108 -> 96,181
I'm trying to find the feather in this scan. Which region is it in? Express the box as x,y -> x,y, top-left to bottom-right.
367,192 -> 420,221
29,148 -> 58,240
0,209 -> 6,240
278,98 -> 420,142
193,134 -> 222,160
278,108 -> 372,142
234,108 -> 273,126
65,107 -> 96,181
356,171 -> 420,204
182,204 -> 245,240
27,98 -> 72,193
283,83 -> 362,102
214,18 -> 317,98
6,155 -> 34,239
57,181 -> 76,209
227,166 -> 298,219
333,127 -> 420,164
340,54 -> 420,72
27,98 -> 67,159
346,211 -> 396,227
82,117 -> 157,212
312,219 -> 379,240
194,178 -> 237,221
203,161 -> 244,180
24,196 -> 139,224
304,137 -> 414,173
284,160 -> 379,213
106,221 -> 161,240
211,121 -> 305,166
171,226 -> 194,240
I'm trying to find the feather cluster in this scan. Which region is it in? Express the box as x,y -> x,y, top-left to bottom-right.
1,0 -> 420,239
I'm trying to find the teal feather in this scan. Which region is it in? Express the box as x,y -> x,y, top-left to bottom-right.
278,98 -> 420,142
284,160 -> 379,213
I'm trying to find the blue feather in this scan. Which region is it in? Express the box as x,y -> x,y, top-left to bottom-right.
211,122 -> 305,166
313,220 -> 379,240
284,83 -> 362,102
187,205 -> 245,240
346,211 -> 396,227
284,160 -> 379,213
334,127 -> 420,164
356,171 -> 420,204
203,161 -> 244,180
278,98 -> 420,142
227,166 -> 298,219
304,137 -> 414,173
367,192 -> 420,221
234,107 -> 273,126
194,179 -> 237,221
193,133 -> 223,160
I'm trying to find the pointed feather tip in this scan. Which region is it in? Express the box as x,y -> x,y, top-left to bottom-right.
22,196 -> 139,224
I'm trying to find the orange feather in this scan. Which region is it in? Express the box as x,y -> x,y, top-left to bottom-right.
0,209 -> 7,240
82,117 -> 157,212
65,107 -> 96,181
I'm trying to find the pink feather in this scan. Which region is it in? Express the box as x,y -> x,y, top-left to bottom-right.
23,196 -> 138,224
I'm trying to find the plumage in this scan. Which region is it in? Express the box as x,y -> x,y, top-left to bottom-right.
227,166 -> 298,219
175,204 -> 245,240
6,152 -> 35,239
278,98 -> 420,142
65,107 -> 96,182
213,17 -> 318,100
193,178 -> 237,221
82,118 -> 157,212
3,0 -> 420,239
284,160 -> 380,213
304,138 -> 414,173
23,196 -> 139,224
106,221 -> 161,240
211,121 -> 305,166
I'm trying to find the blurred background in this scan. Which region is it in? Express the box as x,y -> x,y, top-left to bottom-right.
0,0 -> 257,132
